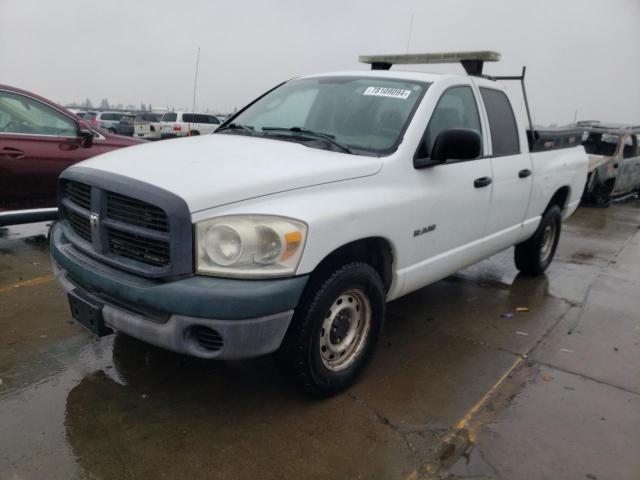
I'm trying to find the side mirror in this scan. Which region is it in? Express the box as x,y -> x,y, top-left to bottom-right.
431,128 -> 481,162
77,121 -> 94,148
414,128 -> 481,169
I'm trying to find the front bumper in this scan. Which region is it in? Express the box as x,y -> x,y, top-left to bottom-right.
50,224 -> 308,359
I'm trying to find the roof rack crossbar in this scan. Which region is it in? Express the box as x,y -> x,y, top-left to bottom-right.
359,51 -> 501,76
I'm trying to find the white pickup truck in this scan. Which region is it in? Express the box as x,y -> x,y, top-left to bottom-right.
51,52 -> 588,395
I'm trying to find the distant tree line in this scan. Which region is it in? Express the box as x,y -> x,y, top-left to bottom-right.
65,98 -> 225,114
66,98 -> 154,111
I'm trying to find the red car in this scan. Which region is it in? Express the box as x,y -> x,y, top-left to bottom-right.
0,84 -> 144,226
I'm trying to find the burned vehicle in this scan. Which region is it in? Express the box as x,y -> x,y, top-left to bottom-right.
579,122 -> 640,205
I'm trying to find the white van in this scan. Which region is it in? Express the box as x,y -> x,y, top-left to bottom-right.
159,112 -> 221,138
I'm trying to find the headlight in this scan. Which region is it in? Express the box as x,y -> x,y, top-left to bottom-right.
196,215 -> 307,278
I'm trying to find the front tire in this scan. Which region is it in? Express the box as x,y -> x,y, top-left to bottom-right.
514,205 -> 562,275
277,262 -> 385,396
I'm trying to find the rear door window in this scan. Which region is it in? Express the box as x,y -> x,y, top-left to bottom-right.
582,133 -> 620,156
161,112 -> 177,122
480,88 -> 520,157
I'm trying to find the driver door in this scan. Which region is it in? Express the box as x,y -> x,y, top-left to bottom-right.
402,84 -> 493,294
0,89 -> 86,210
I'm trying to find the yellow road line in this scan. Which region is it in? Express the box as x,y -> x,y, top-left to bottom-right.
450,356 -> 523,439
406,355 -> 524,479
0,274 -> 55,294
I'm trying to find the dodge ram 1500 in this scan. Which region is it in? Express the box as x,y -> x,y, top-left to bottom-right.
51,52 -> 588,395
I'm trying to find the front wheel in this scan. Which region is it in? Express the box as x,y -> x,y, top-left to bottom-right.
514,205 -> 562,276
276,262 -> 385,396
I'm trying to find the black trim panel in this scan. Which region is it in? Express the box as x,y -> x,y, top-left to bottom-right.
58,166 -> 193,279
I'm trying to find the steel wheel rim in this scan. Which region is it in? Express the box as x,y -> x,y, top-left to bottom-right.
540,221 -> 556,263
319,288 -> 372,372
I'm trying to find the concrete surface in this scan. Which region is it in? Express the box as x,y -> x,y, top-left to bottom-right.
0,201 -> 638,480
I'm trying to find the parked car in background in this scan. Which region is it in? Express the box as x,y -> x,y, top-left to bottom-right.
0,84 -> 144,226
69,110 -> 97,120
159,111 -> 220,138
134,112 -> 162,140
579,121 -> 640,205
50,52 -> 588,395
115,114 -> 136,136
87,111 -> 127,133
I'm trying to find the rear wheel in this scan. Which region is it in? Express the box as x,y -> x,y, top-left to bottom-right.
277,262 -> 385,396
591,177 -> 613,207
514,205 -> 562,275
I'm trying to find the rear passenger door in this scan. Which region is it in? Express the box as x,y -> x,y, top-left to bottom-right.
612,134 -> 640,196
479,86 -> 533,244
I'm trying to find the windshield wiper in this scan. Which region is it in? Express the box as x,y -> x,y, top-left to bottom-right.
261,126 -> 352,154
216,123 -> 254,135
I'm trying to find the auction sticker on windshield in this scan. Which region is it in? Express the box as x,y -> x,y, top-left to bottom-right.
363,86 -> 412,99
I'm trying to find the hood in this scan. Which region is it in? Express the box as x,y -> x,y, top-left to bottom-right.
95,129 -> 147,148
73,134 -> 383,212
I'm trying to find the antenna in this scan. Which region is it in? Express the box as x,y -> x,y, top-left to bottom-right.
191,47 -> 201,135
404,13 -> 414,70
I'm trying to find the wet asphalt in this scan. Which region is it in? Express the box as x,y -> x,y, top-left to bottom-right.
0,201 -> 639,480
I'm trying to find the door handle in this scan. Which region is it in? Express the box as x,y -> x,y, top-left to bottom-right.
474,176 -> 492,188
518,169 -> 532,178
0,147 -> 25,159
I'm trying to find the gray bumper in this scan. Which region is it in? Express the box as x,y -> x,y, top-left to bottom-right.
53,261 -> 294,359
50,224 -> 308,359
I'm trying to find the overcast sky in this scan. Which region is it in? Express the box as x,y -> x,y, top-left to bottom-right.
1,0 -> 639,125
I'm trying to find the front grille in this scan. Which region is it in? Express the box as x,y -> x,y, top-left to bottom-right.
59,171 -> 192,278
65,207 -> 91,242
107,228 -> 170,267
107,192 -> 169,232
191,326 -> 224,351
63,181 -> 91,210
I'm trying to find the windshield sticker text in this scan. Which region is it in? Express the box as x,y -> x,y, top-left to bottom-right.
363,87 -> 412,99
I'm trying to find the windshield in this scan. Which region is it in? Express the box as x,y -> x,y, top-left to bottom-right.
218,76 -> 428,155
582,132 -> 620,156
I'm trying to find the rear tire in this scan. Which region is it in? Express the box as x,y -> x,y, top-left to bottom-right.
591,176 -> 613,207
514,205 -> 562,276
276,262 -> 385,396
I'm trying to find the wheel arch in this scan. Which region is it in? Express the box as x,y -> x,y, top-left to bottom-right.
308,237 -> 394,294
545,186 -> 571,214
